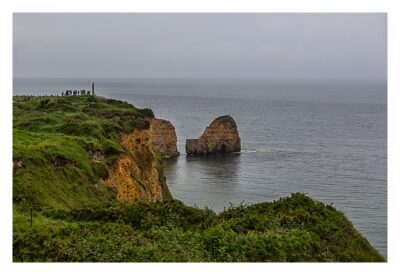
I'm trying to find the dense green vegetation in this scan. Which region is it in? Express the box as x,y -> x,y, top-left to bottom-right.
13,95 -> 384,262
14,193 -> 384,262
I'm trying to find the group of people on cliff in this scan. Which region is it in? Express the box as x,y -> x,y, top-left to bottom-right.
61,89 -> 95,96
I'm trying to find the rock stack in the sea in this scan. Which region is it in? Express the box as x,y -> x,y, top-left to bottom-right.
151,118 -> 180,158
186,115 -> 241,156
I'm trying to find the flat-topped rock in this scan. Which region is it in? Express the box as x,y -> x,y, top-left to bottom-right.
186,115 -> 241,156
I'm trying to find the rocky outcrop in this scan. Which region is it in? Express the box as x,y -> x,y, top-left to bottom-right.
150,118 -> 179,158
186,115 -> 241,156
105,126 -> 171,203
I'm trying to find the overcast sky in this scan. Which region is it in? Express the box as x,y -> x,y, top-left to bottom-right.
13,13 -> 386,79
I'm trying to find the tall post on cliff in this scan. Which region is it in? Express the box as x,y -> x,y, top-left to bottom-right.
92,82 -> 95,95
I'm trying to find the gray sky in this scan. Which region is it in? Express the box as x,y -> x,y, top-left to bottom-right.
13,13 -> 386,79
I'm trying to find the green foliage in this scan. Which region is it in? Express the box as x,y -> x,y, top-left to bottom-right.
13,129 -> 112,210
14,194 -> 384,262
13,211 -> 209,262
201,225 -> 241,261
58,117 -> 103,139
103,140 -> 124,166
91,162 -> 109,179
43,199 -> 216,230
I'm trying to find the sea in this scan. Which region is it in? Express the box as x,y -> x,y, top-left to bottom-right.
13,77 -> 387,258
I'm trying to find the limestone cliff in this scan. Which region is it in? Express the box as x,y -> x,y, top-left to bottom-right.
105,124 -> 171,203
150,118 -> 179,158
186,115 -> 241,156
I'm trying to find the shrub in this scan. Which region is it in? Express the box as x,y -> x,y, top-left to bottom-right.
201,226 -> 241,262
92,162 -> 109,179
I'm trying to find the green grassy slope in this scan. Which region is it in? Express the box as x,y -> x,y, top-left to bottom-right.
13,95 -> 154,210
13,95 -> 384,262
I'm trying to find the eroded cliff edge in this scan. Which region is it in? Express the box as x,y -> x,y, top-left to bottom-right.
105,125 -> 170,203
105,118 -> 177,203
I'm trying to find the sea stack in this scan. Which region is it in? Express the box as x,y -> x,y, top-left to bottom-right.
151,118 -> 180,158
186,115 -> 241,156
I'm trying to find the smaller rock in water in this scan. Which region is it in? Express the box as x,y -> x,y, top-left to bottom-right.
186,115 -> 241,156
151,118 -> 180,158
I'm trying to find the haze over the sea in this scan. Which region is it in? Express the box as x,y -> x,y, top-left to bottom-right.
13,13 -> 386,81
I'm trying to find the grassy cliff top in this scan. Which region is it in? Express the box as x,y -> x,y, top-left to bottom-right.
13,95 -> 154,210
13,95 -> 154,140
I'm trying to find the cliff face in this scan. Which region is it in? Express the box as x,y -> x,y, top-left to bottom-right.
150,118 -> 179,158
105,124 -> 171,203
186,115 -> 241,156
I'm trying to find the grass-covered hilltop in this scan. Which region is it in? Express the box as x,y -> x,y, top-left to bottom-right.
13,95 -> 384,262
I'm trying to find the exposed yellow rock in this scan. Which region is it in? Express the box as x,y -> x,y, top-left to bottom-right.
150,118 -> 179,158
105,125 -> 169,203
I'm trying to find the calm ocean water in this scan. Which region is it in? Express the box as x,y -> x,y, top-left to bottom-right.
13,77 -> 387,257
